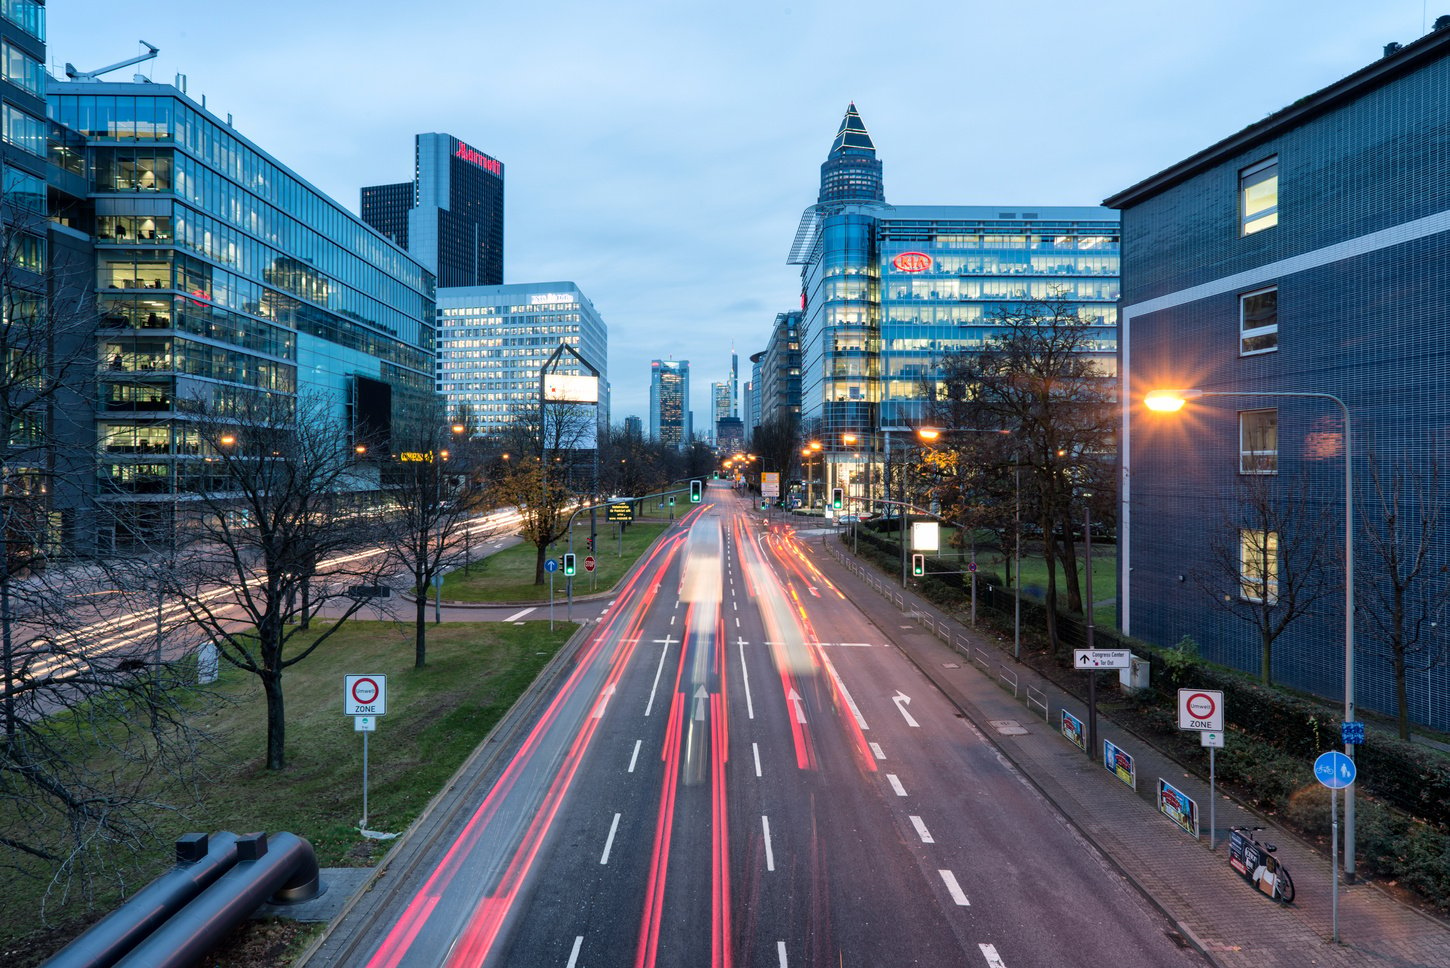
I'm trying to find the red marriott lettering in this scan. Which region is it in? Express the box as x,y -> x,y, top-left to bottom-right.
454,142 -> 502,175
892,251 -> 933,273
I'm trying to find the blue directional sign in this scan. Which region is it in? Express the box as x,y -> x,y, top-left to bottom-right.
1341,721 -> 1365,745
1314,750 -> 1357,789
544,558 -> 559,574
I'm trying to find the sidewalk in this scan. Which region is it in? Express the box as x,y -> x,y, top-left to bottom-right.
808,537 -> 1450,968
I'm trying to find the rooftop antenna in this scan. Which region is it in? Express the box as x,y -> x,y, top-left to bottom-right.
64,40 -> 159,82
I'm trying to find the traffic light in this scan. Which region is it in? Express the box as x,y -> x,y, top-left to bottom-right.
831,487 -> 844,510
563,553 -> 577,577
912,554 -> 925,577
761,499 -> 768,510
585,535 -> 594,552
690,479 -> 703,503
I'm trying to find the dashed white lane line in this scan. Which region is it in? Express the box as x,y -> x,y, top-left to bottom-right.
818,651 -> 868,730
939,870 -> 971,906
628,740 -> 641,773
752,742 -> 762,777
566,934 -> 583,968
600,813 -> 621,864
762,815 -> 775,871
777,940 -> 788,967
887,774 -> 907,797
501,607 -> 536,623
979,942 -> 1005,966
739,639 -> 755,719
670,614 -> 677,625
869,742 -> 886,760
735,617 -> 741,628
644,638 -> 675,717
910,815 -> 934,844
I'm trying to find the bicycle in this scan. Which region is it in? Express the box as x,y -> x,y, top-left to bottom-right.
1227,826 -> 1295,903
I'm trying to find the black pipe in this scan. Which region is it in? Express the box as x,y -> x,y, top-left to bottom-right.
112,832 -> 320,968
43,832 -> 242,968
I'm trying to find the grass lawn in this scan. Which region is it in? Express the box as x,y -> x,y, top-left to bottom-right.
0,618 -> 574,960
443,520 -> 671,602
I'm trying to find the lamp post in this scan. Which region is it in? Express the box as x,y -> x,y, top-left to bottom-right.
1146,387 -> 1356,876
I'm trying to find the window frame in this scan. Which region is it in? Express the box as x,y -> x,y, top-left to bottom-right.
1239,528 -> 1280,604
1239,285 -> 1278,355
1240,156 -> 1279,235
1239,408 -> 1278,475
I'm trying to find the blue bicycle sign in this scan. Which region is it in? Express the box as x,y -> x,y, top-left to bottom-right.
1314,750 -> 1356,789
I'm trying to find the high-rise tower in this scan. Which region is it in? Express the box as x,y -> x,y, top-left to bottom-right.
817,102 -> 884,206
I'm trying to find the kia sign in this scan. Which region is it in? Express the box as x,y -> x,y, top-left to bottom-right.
1177,688 -> 1224,731
344,674 -> 387,716
892,251 -> 933,273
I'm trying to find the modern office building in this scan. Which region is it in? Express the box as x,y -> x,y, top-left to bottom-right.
362,133 -> 504,287
788,105 -> 1118,505
623,415 -> 642,439
51,79 -> 438,552
715,416 -> 744,456
710,380 -> 731,442
1106,23 -> 1450,731
435,281 -> 608,440
649,359 -> 689,448
741,376 -> 757,445
756,311 -> 801,429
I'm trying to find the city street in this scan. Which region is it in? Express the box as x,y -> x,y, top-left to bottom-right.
314,483 -> 1204,968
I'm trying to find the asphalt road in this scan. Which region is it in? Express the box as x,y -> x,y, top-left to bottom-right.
314,483 -> 1207,968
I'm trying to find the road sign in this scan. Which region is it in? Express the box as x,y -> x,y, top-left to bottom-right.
607,501 -> 634,522
584,555 -> 596,572
1074,649 -> 1131,670
967,561 -> 978,573
1200,730 -> 1225,748
1315,750 -> 1357,789
544,558 -> 559,573
1177,688 -> 1225,731
354,715 -> 376,732
344,674 -> 387,716
762,472 -> 780,497
1341,721 -> 1365,745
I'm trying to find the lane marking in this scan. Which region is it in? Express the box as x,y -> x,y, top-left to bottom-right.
735,617 -> 740,628
671,614 -> 677,625
738,638 -> 755,719
600,813 -> 621,864
787,689 -> 807,724
628,739 -> 641,773
869,742 -> 886,760
762,815 -> 775,871
979,943 -> 1005,966
777,940 -> 788,967
893,691 -> 920,728
644,638 -> 676,717
910,815 -> 934,843
752,742 -> 762,777
887,774 -> 907,797
940,870 -> 971,906
818,650 -> 868,730
591,684 -> 615,719
566,935 -> 583,968
501,607 -> 536,623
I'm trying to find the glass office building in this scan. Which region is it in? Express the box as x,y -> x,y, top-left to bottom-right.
49,81 -> 437,551
789,105 -> 1119,503
435,281 -> 608,439
649,359 -> 689,447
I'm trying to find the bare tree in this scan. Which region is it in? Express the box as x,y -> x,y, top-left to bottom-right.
749,414 -> 801,502
168,391 -> 389,770
1196,472 -> 1339,686
1358,456 -> 1450,739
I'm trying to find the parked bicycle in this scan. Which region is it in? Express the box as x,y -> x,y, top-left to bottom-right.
1227,826 -> 1295,903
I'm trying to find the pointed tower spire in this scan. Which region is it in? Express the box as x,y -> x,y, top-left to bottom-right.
818,102 -> 885,206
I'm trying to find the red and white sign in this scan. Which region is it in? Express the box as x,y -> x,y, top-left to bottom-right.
454,140 -> 503,175
892,251 -> 933,273
1178,688 -> 1223,731
345,674 -> 387,716
584,555 -> 596,572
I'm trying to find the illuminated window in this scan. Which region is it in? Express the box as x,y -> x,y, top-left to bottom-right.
1240,157 -> 1278,235
1239,409 -> 1277,474
1240,286 -> 1277,354
1239,529 -> 1279,603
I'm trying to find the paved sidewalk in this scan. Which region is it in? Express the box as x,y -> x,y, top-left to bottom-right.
808,538 -> 1450,968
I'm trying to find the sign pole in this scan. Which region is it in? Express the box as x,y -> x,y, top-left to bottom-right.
1209,746 -> 1216,851
362,729 -> 370,830
1332,787 -> 1340,942
549,570 -> 555,630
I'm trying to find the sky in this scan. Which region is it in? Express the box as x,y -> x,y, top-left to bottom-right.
47,1 -> 1436,422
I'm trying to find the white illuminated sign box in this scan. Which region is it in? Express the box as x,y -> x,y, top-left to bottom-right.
911,521 -> 940,552
544,374 -> 599,403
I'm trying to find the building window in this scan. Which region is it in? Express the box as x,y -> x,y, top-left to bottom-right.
1239,529 -> 1279,603
1240,286 -> 1278,354
1240,157 -> 1278,235
1239,409 -> 1277,474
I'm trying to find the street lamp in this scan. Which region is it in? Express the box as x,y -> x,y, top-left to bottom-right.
1146,386 -> 1357,876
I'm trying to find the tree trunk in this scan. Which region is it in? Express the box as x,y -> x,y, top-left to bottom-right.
1059,523 -> 1084,614
1,564 -> 12,740
535,541 -> 549,585
415,580 -> 428,669
1040,514 -> 1061,652
1259,624 -> 1273,686
263,667 -> 286,770
300,575 -> 311,630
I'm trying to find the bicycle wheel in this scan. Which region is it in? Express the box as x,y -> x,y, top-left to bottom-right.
1276,866 -> 1295,904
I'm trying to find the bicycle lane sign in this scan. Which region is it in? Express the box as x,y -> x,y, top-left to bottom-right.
1315,750 -> 1356,789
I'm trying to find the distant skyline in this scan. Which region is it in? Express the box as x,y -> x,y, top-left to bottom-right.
47,1 -> 1434,422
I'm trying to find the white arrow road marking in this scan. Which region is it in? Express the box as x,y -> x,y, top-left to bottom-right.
591,684 -> 616,719
910,815 -> 934,843
893,691 -> 920,728
762,815 -> 775,871
939,870 -> 971,906
693,685 -> 709,721
600,813 -> 621,864
787,688 -> 807,724
979,943 -> 1006,967
738,638 -> 755,719
887,774 -> 907,797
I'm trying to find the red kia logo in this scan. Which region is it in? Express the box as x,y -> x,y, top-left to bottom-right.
892,252 -> 932,273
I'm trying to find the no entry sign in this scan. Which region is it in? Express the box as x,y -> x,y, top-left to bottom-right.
345,674 -> 387,716
1177,688 -> 1223,731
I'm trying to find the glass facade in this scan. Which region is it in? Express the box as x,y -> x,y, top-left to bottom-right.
650,360 -> 688,447
49,82 -> 436,549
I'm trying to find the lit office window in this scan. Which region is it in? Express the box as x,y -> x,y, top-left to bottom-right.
1240,286 -> 1278,354
1239,529 -> 1279,603
1241,157 -> 1278,235
1239,409 -> 1277,474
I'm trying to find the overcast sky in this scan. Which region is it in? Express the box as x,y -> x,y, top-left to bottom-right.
49,1 -> 1433,422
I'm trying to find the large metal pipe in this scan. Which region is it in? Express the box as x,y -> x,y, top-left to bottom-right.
44,832 -> 242,968
113,832 -> 320,968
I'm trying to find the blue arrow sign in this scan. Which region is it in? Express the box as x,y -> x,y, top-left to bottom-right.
544,558 -> 559,573
1314,750 -> 1356,789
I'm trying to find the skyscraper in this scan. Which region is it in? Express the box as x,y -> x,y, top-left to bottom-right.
649,360 -> 689,448
711,380 -> 732,441
362,133 -> 504,287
